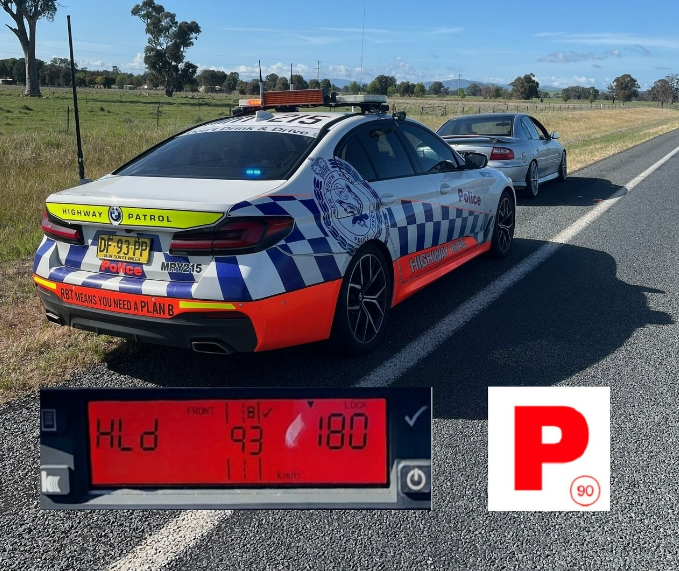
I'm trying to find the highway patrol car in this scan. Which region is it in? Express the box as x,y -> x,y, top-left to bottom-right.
33,90 -> 516,354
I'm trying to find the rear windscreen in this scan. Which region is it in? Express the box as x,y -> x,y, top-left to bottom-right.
438,118 -> 513,137
115,131 -> 316,180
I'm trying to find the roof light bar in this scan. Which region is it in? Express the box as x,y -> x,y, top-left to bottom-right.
232,90 -> 389,116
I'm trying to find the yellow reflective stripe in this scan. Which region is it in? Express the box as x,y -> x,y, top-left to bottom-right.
46,203 -> 223,229
46,203 -> 108,223
120,208 -> 223,228
178,301 -> 236,310
34,275 -> 57,290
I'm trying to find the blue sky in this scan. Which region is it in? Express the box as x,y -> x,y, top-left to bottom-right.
1,0 -> 677,89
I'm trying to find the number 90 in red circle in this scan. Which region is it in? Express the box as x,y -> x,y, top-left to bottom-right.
570,475 -> 601,507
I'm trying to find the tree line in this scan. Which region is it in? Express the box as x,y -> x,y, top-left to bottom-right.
1,1 -> 677,106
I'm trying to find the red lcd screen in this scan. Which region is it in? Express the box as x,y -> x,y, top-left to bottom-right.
88,399 -> 388,486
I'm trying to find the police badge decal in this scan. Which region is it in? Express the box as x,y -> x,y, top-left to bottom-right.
311,157 -> 390,254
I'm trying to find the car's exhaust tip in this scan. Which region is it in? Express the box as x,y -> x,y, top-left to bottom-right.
45,311 -> 64,326
191,341 -> 234,355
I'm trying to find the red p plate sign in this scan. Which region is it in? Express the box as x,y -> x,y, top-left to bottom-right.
488,387 -> 609,511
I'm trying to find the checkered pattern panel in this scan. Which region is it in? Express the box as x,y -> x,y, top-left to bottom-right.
386,200 -> 491,257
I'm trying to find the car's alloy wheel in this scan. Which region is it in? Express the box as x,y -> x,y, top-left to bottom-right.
558,153 -> 567,181
525,161 -> 539,198
489,189 -> 515,259
332,244 -> 392,354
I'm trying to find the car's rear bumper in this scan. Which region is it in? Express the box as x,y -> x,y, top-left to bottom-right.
487,162 -> 528,187
33,274 -> 342,353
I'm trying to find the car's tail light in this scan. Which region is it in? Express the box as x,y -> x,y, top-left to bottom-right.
490,147 -> 515,161
41,211 -> 83,244
169,217 -> 294,256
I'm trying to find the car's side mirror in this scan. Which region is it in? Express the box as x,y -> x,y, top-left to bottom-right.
464,152 -> 488,170
550,132 -> 561,140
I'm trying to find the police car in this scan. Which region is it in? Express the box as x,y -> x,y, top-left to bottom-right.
33,89 -> 516,355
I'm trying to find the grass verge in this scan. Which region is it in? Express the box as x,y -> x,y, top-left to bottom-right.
0,261 -> 135,402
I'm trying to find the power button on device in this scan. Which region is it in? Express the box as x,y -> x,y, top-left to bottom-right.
399,463 -> 431,495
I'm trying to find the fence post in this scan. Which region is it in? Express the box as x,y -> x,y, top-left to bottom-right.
156,104 -> 160,128
66,106 -> 70,132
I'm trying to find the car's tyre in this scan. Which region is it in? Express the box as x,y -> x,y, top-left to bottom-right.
557,152 -> 567,182
331,243 -> 392,355
488,189 -> 515,259
524,160 -> 539,198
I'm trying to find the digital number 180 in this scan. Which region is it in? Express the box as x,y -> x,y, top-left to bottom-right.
317,412 -> 369,450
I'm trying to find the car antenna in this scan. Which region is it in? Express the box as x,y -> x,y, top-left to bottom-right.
290,63 -> 293,90
67,15 -> 90,185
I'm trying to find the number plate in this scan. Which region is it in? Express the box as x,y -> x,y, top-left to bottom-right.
96,234 -> 152,263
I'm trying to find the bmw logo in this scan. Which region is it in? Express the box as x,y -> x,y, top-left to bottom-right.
108,206 -> 122,225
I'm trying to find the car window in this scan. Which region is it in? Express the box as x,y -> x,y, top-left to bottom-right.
521,118 -> 540,140
520,120 -> 532,139
438,118 -> 513,137
530,118 -> 550,140
115,131 -> 316,180
398,123 -> 456,172
354,122 -> 416,180
334,135 -> 377,181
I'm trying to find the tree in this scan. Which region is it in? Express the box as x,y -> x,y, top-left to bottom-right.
561,91 -> 570,103
607,74 -> 639,104
347,80 -> 360,94
429,81 -> 443,95
308,78 -> 320,89
397,81 -> 413,97
264,73 -> 278,91
510,73 -> 539,100
457,88 -> 465,98
290,74 -> 307,90
222,71 -> 239,92
650,78 -> 674,108
367,74 -> 396,96
131,0 -> 201,97
274,76 -> 289,91
466,83 -> 482,97
413,82 -> 425,98
480,84 -> 494,99
320,78 -> 331,92
1,0 -> 57,96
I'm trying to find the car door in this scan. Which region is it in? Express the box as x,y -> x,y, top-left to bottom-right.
333,120 -> 443,283
396,121 -> 493,247
521,116 -> 551,178
530,116 -> 561,175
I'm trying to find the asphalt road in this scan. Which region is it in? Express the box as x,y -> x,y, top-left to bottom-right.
2,129 -> 679,570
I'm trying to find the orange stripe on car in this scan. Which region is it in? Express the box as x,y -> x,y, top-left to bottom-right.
392,239 -> 491,306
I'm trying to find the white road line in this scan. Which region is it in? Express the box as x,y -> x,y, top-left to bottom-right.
104,144 -> 679,571
106,511 -> 229,571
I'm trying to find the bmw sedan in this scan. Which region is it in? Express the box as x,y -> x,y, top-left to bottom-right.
33,92 -> 516,355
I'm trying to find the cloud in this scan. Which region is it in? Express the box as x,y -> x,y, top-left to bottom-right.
538,51 -> 603,63
535,75 -> 598,88
604,49 -> 621,58
535,32 -> 563,37
559,33 -> 679,50
592,64 -> 603,69
320,27 -> 391,34
122,53 -> 145,72
626,44 -> 653,57
655,66 -> 671,70
430,27 -> 463,34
